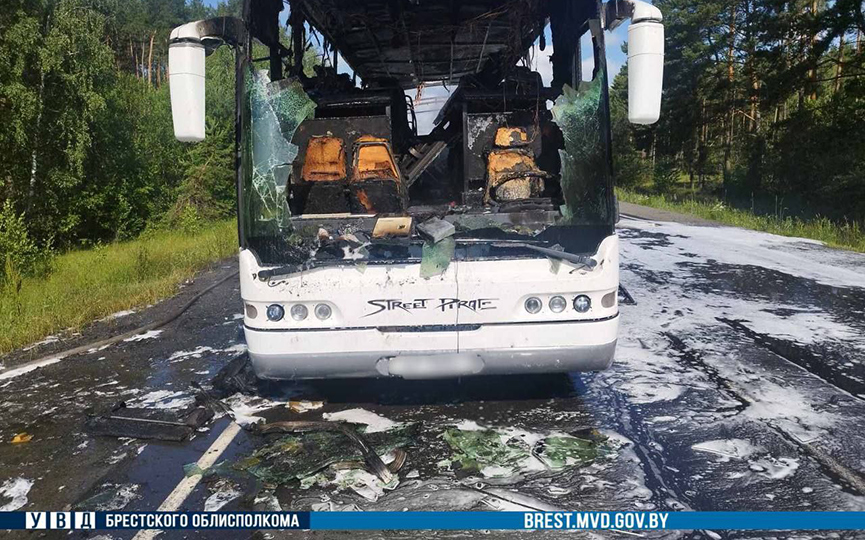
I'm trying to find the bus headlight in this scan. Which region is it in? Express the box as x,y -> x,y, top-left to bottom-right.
573,295 -> 591,313
314,303 -> 332,320
549,296 -> 567,313
524,297 -> 542,314
266,304 -> 284,321
290,304 -> 308,321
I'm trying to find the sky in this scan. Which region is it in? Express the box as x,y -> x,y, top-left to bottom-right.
201,0 -> 632,133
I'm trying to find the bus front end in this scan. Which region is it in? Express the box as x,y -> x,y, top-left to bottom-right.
240,233 -> 620,380
168,0 -> 663,379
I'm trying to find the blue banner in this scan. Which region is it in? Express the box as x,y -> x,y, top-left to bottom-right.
1,511 -> 864,531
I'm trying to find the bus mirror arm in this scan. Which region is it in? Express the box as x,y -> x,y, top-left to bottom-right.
168,17 -> 246,142
604,0 -> 662,30
603,0 -> 664,125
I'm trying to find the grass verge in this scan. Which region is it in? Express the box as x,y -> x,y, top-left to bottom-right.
617,189 -> 865,253
0,220 -> 237,355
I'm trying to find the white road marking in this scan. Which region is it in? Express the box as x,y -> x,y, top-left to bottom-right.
0,356 -> 65,383
132,422 -> 242,540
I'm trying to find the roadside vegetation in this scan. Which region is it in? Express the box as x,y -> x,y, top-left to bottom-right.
617,188 -> 865,253
0,0 -> 321,353
0,219 -> 236,354
0,0 -> 241,354
611,0 -> 865,253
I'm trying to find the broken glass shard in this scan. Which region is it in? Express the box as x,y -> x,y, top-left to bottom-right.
551,74 -> 611,225
531,435 -> 598,469
233,424 -> 418,487
420,237 -> 456,278
442,428 -> 530,475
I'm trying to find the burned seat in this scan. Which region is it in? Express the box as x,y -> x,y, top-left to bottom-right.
349,135 -> 406,214
485,127 -> 547,203
294,135 -> 350,214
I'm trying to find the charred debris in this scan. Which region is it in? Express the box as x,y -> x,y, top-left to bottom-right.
240,0 -> 616,275
83,355 -> 609,504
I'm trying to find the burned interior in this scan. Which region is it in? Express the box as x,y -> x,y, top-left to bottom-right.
238,0 -> 615,271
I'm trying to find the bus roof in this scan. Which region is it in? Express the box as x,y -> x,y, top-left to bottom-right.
294,0 -> 571,88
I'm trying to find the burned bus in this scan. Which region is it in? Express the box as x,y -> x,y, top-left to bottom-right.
167,0 -> 664,379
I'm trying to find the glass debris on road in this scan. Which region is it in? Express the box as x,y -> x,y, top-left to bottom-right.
442,428 -> 530,477
441,424 -> 605,478
235,423 -> 417,485
532,434 -> 603,469
75,483 -> 141,511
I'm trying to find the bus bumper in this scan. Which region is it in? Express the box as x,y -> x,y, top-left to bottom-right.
245,314 -> 618,380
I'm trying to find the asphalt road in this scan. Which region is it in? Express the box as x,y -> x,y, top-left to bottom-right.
2,203 -> 865,540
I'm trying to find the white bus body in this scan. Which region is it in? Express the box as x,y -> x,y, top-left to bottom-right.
241,234 -> 619,379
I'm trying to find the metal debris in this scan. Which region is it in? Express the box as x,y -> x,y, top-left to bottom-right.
372,216 -> 412,238
618,284 -> 637,305
417,217 -> 456,244
209,352 -> 257,396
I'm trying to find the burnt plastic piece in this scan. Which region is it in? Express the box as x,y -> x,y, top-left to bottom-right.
86,402 -> 214,442
295,183 -> 351,214
417,217 -> 455,243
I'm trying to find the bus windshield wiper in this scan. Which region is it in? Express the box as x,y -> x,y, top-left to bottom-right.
456,238 -> 597,268
257,239 -> 422,281
257,258 -> 370,281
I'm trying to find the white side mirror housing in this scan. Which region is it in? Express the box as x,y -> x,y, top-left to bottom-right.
627,19 -> 664,125
169,41 -> 206,142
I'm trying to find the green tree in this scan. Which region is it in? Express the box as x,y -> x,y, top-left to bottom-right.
614,0 -> 865,223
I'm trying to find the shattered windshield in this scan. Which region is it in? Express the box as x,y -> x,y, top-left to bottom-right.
240,65 -> 315,258
553,71 -> 612,226
239,29 -> 613,270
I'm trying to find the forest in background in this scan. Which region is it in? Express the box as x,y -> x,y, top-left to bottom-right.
0,0 -> 245,281
611,0 -> 865,226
